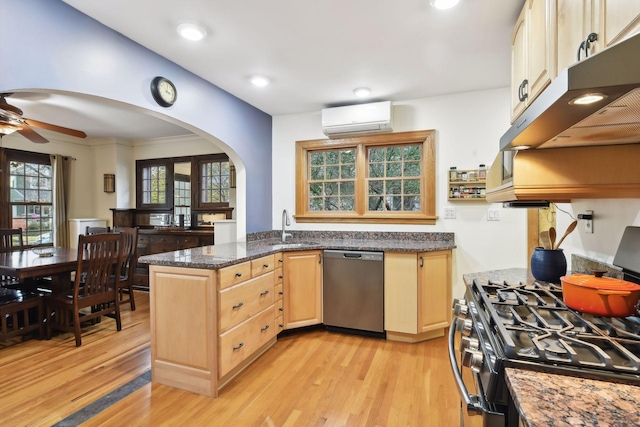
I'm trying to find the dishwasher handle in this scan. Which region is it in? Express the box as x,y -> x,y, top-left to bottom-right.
343,253 -> 362,259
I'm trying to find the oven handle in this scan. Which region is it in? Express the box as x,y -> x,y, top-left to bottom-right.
447,317 -> 485,415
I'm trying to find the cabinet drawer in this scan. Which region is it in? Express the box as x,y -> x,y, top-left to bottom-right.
149,235 -> 177,253
274,299 -> 284,318
218,261 -> 252,290
275,282 -> 283,300
177,235 -> 201,250
251,254 -> 275,277
274,267 -> 283,285
219,306 -> 275,378
219,272 -> 275,333
275,314 -> 284,332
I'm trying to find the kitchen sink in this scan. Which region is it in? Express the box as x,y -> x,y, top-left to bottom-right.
269,241 -> 317,249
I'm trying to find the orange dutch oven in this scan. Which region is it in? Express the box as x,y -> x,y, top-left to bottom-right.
560,272 -> 640,317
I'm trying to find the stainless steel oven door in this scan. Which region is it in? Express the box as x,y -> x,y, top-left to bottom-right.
448,317 -> 505,427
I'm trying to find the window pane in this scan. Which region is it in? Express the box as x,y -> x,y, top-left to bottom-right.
404,162 -> 421,177
369,148 -> 384,162
369,196 -> 384,211
340,150 -> 355,164
386,147 -> 402,161
324,197 -> 339,211
310,198 -> 323,211
341,164 -> 355,179
309,183 -> 322,196
326,151 -> 339,165
369,180 -> 384,195
325,182 -> 338,196
404,179 -> 420,194
404,196 -> 420,211
404,145 -> 421,160
340,181 -> 354,196
386,196 -> 402,211
340,197 -> 354,211
310,152 -> 324,166
386,180 -> 402,195
386,162 -> 402,177
326,166 -> 339,180
369,163 -> 384,178
310,167 -> 324,180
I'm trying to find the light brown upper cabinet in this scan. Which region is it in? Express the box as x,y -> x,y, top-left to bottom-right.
511,0 -> 556,123
556,0 -> 640,72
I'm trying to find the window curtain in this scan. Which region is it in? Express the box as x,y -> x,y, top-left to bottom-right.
51,154 -> 71,247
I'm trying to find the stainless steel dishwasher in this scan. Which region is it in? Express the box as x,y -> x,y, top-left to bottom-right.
322,249 -> 384,336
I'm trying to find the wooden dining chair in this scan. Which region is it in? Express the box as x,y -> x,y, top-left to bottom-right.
0,228 -> 24,253
46,233 -> 123,346
113,227 -> 138,311
85,226 -> 111,235
1,228 -> 24,287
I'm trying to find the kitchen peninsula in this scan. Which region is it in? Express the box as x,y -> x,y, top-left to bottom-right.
138,231 -> 455,397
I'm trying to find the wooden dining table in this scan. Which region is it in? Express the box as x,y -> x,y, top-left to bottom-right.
0,247 -> 78,295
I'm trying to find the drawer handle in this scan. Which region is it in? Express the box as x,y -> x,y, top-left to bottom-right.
235,272 -> 242,277
263,263 -> 269,268
278,259 -> 283,263
233,342 -> 244,351
278,275 -> 283,279
260,290 -> 270,296
232,302 -> 244,309
279,323 -> 283,328
261,324 -> 270,331
278,307 -> 284,312
278,291 -> 283,295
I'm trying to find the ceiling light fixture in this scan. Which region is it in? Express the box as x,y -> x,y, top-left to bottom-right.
177,23 -> 207,41
430,0 -> 460,10
512,145 -> 531,150
353,87 -> 371,98
0,122 -> 21,136
250,76 -> 270,87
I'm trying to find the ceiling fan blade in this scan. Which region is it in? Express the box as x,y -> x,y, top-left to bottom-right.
24,118 -> 87,139
17,125 -> 49,144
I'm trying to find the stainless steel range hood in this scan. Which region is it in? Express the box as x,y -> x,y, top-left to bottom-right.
500,32 -> 640,151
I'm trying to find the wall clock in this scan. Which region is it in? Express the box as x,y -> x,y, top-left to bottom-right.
150,76 -> 177,107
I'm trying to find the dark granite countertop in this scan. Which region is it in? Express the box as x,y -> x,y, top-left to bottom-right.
138,231 -> 455,269
463,268 -> 640,427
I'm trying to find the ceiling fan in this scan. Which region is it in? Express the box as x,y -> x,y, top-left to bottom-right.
0,93 -> 87,143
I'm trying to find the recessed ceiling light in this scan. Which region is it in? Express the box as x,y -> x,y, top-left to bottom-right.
430,0 -> 460,10
513,145 -> 531,150
353,87 -> 371,98
177,23 -> 207,41
250,76 -> 270,87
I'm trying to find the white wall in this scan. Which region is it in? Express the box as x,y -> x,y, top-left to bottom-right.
272,87 -> 529,298
273,88 -> 640,296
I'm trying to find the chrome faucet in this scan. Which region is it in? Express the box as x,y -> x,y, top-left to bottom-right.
281,209 -> 293,242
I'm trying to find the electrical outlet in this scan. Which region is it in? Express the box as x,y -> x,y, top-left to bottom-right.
584,210 -> 594,234
444,207 -> 456,219
488,209 -> 500,221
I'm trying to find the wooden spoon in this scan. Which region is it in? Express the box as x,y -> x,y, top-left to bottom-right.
540,230 -> 551,250
555,220 -> 578,250
549,227 -> 556,250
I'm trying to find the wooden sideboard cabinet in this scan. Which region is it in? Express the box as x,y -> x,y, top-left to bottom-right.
133,229 -> 214,289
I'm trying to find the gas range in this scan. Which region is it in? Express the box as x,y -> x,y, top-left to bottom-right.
449,275 -> 640,426
469,278 -> 640,385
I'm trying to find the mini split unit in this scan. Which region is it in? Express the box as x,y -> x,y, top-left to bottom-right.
321,101 -> 393,138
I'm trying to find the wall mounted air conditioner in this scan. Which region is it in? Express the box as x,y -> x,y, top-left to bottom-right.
321,101 -> 393,138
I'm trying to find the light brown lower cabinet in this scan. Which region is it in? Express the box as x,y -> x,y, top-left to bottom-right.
282,250 -> 322,329
384,250 -> 452,343
149,257 -> 280,398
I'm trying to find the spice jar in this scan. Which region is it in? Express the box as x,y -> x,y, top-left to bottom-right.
449,167 -> 458,181
478,164 -> 487,180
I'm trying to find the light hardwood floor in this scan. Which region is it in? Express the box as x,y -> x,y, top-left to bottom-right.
0,292 -> 462,426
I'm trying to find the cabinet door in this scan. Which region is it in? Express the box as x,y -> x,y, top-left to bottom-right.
283,250 -> 322,329
384,252 -> 418,334
556,0 -> 593,73
511,5 -> 528,122
598,0 -> 640,49
526,0 -> 554,105
417,251 -> 452,333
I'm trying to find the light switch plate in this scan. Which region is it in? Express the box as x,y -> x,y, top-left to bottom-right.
444,207 -> 456,219
488,209 -> 500,221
